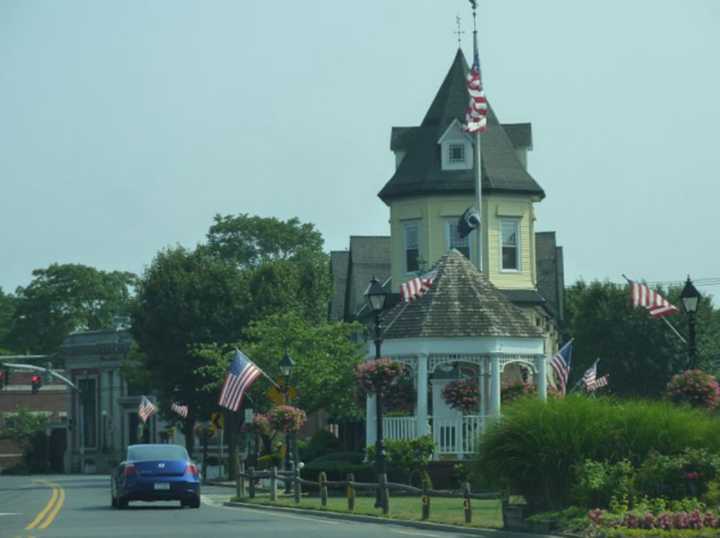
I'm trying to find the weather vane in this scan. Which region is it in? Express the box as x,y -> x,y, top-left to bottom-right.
454,15 -> 465,47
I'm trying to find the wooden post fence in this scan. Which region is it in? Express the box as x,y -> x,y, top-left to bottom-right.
236,460 -> 246,499
421,482 -> 430,521
463,482 -> 472,524
347,473 -> 355,512
319,472 -> 328,507
293,466 -> 301,503
270,466 -> 278,501
379,473 -> 389,515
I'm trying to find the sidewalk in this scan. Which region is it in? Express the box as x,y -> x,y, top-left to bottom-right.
222,499 -> 562,538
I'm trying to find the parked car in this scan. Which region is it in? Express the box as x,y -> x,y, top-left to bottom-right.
111,444 -> 201,509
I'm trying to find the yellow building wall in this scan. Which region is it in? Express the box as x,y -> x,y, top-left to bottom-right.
389,193 -> 536,293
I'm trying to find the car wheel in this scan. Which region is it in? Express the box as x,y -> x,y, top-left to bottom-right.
111,494 -> 118,508
118,497 -> 128,509
189,496 -> 200,509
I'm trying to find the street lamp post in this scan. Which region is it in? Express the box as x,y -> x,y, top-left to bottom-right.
280,350 -> 295,494
365,276 -> 389,509
680,276 -> 701,370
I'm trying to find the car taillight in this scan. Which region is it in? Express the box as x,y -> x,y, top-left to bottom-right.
187,463 -> 199,478
123,464 -> 137,477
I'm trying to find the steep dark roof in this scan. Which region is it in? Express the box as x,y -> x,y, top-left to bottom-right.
382,250 -> 542,339
379,49 -> 544,204
535,232 -> 565,322
503,123 -> 533,150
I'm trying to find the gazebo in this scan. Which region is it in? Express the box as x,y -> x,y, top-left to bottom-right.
365,250 -> 548,458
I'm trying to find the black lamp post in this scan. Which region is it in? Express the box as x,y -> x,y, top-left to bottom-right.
365,276 -> 388,508
280,350 -> 295,493
680,276 -> 701,370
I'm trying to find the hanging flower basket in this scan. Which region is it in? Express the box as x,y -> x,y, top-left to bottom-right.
355,358 -> 406,396
666,369 -> 720,409
267,405 -> 307,433
241,413 -> 271,435
442,379 -> 479,413
502,381 -> 562,403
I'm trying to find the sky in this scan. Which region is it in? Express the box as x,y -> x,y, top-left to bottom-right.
2,0 -> 719,299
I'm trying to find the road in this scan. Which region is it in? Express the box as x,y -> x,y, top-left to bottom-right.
0,475 -> 481,538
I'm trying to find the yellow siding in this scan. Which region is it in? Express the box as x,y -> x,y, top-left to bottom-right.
390,194 -> 536,292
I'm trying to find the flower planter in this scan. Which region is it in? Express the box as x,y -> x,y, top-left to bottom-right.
502,501 -> 528,531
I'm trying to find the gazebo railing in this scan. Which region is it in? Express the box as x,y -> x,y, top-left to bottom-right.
384,415 -> 487,456
383,416 -> 416,440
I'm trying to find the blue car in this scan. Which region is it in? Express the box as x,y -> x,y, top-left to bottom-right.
111,444 -> 201,509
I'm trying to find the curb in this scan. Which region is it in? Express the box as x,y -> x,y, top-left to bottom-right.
223,501 -> 561,538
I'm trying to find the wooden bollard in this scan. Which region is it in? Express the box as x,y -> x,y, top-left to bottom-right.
379,473 -> 390,515
248,467 -> 256,499
270,466 -> 278,501
421,483 -> 430,521
293,467 -> 301,503
319,472 -> 328,507
347,473 -> 356,512
236,460 -> 246,499
463,482 -> 472,524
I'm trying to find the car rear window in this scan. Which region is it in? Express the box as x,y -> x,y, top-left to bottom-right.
127,445 -> 189,462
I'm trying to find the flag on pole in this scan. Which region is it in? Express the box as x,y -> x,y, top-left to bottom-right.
457,207 -> 481,239
630,280 -> 679,318
171,402 -> 188,418
463,48 -> 488,133
581,359 -> 599,390
550,341 -> 573,395
138,395 -> 157,423
400,270 -> 437,302
586,374 -> 609,392
218,350 -> 262,412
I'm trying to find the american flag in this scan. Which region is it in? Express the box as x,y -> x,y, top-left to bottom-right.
171,402 -> 189,418
400,271 -> 437,302
586,374 -> 609,392
463,50 -> 488,134
218,350 -> 262,412
581,359 -> 599,389
549,341 -> 573,395
630,280 -> 678,318
138,396 -> 156,423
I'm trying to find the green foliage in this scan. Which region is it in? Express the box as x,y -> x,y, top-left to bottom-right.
5,263 -> 136,353
564,280 -> 720,398
0,287 -> 15,350
571,459 -> 636,509
301,430 -> 343,462
302,452 -> 373,482
474,396 -> 720,512
367,435 -> 435,486
666,370 -> 720,409
525,506 -> 589,533
637,449 -> 720,500
1,407 -> 49,449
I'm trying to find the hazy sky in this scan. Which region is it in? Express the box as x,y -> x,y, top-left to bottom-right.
2,0 -> 719,299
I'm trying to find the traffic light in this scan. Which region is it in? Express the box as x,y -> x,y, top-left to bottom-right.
31,374 -> 42,394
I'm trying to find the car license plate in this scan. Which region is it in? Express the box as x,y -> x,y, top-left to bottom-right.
154,483 -> 170,490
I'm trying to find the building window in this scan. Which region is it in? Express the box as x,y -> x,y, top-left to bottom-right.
501,218 -> 520,270
448,143 -> 465,164
447,221 -> 470,259
78,378 -> 97,449
404,222 -> 420,273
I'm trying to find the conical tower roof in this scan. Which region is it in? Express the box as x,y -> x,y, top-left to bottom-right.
378,49 -> 544,204
382,250 -> 542,339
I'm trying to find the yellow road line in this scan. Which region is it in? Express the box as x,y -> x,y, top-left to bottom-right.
38,485 -> 65,529
25,482 -> 59,530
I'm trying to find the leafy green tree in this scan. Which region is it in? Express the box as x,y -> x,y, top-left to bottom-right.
565,280 -> 719,397
130,247 -> 249,450
6,264 -> 136,353
0,288 -> 15,350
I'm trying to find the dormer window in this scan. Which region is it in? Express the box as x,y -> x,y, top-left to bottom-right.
438,119 -> 473,171
448,144 -> 465,164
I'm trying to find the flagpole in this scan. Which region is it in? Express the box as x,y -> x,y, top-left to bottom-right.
622,274 -> 687,345
471,2 -> 483,272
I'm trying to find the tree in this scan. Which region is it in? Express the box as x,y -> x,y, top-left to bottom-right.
564,280 -> 720,398
0,288 -> 15,351
130,247 -> 249,451
5,264 -> 136,353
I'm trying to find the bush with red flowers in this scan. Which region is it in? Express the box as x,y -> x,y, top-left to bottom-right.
442,379 -> 479,413
502,381 -> 563,403
241,413 -> 271,435
355,358 -> 406,396
267,405 -> 306,433
666,369 -> 720,410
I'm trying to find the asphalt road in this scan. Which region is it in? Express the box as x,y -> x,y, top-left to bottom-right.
0,475 -> 481,538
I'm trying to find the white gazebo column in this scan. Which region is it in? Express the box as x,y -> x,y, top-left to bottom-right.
478,360 -> 487,419
416,354 -> 429,436
366,394 -> 377,447
535,354 -> 548,401
489,355 -> 502,418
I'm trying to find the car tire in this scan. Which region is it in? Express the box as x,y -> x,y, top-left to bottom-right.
118,497 -> 128,509
190,496 -> 200,509
111,494 -> 118,509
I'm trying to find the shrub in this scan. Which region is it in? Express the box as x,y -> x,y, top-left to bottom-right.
667,370 -> 720,410
571,459 -> 636,509
442,380 -> 479,412
502,381 -> 562,403
367,435 -> 434,486
637,449 -> 720,500
301,429 -> 343,462
474,396 -> 720,512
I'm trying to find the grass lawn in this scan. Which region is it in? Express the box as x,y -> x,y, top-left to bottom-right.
234,494 -> 503,529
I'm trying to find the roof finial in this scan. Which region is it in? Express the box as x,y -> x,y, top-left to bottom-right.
454,15 -> 465,48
